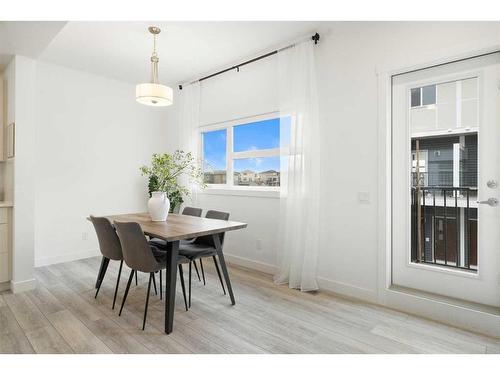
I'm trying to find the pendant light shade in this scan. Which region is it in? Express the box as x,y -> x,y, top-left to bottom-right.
136,83 -> 173,106
136,26 -> 173,107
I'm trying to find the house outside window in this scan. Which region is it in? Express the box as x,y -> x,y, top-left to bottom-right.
200,113 -> 291,190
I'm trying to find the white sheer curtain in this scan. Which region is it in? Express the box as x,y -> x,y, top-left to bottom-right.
177,81 -> 202,202
274,41 -> 321,292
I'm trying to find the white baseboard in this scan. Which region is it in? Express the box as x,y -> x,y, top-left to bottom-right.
223,253 -> 378,303
10,278 -> 36,293
35,249 -> 101,267
224,253 -> 277,275
317,277 -> 378,304
0,281 -> 10,292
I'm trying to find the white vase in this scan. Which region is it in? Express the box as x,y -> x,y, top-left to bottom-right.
148,191 -> 170,222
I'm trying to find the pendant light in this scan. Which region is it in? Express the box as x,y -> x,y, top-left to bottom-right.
136,26 -> 173,107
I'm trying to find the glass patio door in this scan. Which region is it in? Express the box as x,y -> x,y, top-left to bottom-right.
392,52 -> 500,307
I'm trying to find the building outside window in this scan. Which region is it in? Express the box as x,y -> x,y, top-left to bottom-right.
201,114 -> 291,189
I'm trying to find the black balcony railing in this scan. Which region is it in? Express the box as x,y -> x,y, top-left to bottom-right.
411,186 -> 477,271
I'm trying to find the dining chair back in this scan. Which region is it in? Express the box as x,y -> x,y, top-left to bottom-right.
193,210 -> 230,248
114,221 -> 161,273
90,215 -> 123,261
182,206 -> 203,217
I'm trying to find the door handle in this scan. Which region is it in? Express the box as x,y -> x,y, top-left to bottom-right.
477,198 -> 499,207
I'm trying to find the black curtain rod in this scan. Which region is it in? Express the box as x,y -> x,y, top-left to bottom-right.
179,32 -> 320,90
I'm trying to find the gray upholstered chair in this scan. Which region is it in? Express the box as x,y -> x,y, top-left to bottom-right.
179,210 -> 230,307
180,206 -> 203,217
149,206 -> 204,282
114,221 -> 189,330
90,215 -> 126,310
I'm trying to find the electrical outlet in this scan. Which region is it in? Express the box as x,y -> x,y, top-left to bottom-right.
357,192 -> 370,204
82,232 -> 89,241
256,239 -> 263,251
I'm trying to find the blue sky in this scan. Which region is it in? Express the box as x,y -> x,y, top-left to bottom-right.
203,117 -> 290,173
203,129 -> 227,170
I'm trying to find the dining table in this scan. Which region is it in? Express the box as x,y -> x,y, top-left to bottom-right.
90,212 -> 247,334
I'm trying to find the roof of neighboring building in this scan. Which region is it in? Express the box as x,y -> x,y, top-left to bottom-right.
259,170 -> 278,174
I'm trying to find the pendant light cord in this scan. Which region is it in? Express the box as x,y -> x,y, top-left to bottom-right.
150,32 -> 159,84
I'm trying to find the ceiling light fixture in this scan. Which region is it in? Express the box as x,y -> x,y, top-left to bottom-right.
136,26 -> 173,107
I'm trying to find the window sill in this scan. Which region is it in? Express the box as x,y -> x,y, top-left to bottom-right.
199,186 -> 280,199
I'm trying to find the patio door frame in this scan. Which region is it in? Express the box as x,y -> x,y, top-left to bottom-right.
376,43 -> 500,338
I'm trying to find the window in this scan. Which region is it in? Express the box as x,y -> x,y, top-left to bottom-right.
202,129 -> 227,184
410,84 -> 436,108
409,79 -> 479,271
201,114 -> 291,189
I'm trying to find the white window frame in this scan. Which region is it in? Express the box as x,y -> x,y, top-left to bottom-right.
199,112 -> 289,197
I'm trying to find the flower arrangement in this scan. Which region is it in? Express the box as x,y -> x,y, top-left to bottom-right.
140,151 -> 205,212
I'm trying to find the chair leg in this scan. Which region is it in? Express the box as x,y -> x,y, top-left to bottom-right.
193,260 -> 201,282
188,261 -> 192,308
213,256 -> 226,295
152,272 -> 158,295
112,260 -> 123,310
135,271 -> 138,286
94,257 -> 110,298
143,273 -> 153,330
159,269 -> 163,300
94,280 -> 102,299
178,265 -> 188,311
119,270 -> 135,316
95,256 -> 110,289
199,258 -> 206,285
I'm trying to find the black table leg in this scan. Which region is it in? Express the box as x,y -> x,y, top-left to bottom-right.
164,240 -> 179,334
213,234 -> 235,305
95,256 -> 109,289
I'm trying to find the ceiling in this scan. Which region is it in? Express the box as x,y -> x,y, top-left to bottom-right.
1,21 -> 326,85
0,21 -> 66,69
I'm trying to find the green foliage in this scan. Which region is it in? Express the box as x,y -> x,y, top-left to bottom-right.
167,189 -> 184,213
148,175 -> 159,197
141,150 -> 206,212
147,176 -> 184,213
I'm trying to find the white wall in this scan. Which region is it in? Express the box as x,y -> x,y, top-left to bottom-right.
315,22 -> 500,300
166,22 -> 500,302
34,61 -> 174,266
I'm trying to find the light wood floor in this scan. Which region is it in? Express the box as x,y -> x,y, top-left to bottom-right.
1,256 -> 500,354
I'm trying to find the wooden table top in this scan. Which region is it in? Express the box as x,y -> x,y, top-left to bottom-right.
88,212 -> 247,242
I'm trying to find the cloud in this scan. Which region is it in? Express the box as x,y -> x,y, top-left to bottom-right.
251,157 -> 263,166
